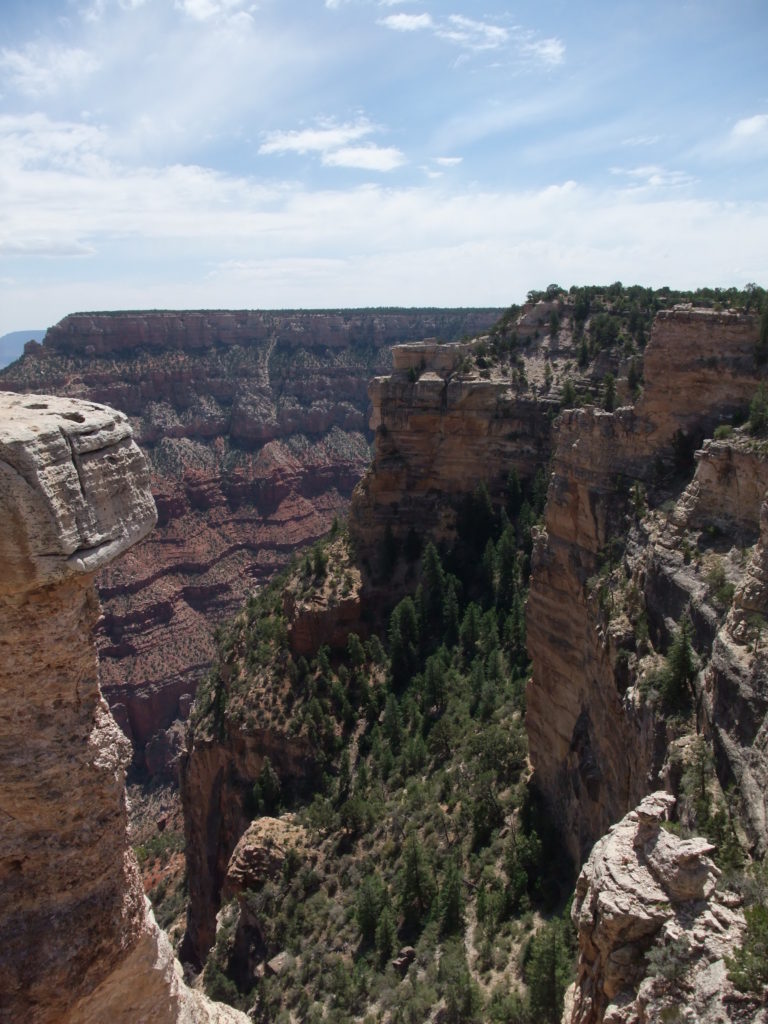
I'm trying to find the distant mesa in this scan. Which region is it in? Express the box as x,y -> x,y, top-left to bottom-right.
0,329 -> 46,368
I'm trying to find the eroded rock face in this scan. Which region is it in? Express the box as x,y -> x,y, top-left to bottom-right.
703,495 -> 768,855
350,336 -> 555,560
222,816 -> 309,902
180,723 -> 314,969
0,392 -> 245,1024
525,309 -> 766,863
0,308 -> 501,763
567,792 -> 761,1024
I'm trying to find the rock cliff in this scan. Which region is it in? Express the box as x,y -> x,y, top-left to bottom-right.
0,391 -> 246,1024
525,308 -> 767,862
0,308 -> 501,766
566,792 -> 764,1024
350,335 -> 556,563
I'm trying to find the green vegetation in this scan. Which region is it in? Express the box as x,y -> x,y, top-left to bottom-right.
194,477 -> 575,1022
749,383 -> 768,434
727,902 -> 768,993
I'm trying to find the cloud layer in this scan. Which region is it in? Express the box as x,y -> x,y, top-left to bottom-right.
0,0 -> 765,334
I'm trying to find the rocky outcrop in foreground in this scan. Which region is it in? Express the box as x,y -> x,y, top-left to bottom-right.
567,792 -> 764,1024
0,308 -> 501,768
0,392 -> 245,1023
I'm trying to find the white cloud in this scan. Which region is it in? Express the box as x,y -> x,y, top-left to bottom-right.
376,11 -> 563,65
174,0 -> 250,20
259,119 -> 375,156
731,114 -> 768,139
0,44 -> 101,97
611,164 -> 695,189
436,15 -> 508,51
622,134 -> 662,147
259,117 -> 403,172
435,156 -> 462,166
322,145 -> 405,171
521,37 -> 565,66
2,141 -> 767,334
379,13 -> 433,32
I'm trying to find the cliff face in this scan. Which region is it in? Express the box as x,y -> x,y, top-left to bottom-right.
0,308 -> 501,765
346,306 -> 766,865
0,392 -> 245,1024
525,309 -> 767,862
350,337 -> 556,561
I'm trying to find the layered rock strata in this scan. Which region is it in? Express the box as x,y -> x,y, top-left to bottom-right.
525,309 -> 766,862
350,336 -> 556,559
1,308 -> 501,765
0,392 -> 245,1023
566,792 -> 762,1024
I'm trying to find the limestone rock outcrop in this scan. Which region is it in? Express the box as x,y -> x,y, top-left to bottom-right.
0,308 -> 501,766
0,392 -> 246,1023
222,816 -> 309,902
567,792 -> 763,1024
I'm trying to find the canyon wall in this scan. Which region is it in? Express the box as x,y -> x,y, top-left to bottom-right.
350,337 -> 556,561
0,391 -> 245,1024
347,306 -> 766,864
526,308 -> 767,862
0,308 -> 501,765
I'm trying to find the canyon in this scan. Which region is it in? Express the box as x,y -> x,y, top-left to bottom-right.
0,307 -> 501,767
3,291 -> 766,1023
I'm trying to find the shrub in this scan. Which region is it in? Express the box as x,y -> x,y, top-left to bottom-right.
749,384 -> 768,434
727,904 -> 768,993
646,935 -> 691,985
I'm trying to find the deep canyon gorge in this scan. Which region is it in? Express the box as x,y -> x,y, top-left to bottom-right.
1,289 -> 767,1023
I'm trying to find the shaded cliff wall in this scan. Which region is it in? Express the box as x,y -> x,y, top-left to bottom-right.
1,308 -> 501,763
526,308 -> 766,863
0,391 -> 245,1024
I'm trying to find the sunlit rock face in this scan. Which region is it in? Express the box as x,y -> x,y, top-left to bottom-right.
0,392 -> 246,1024
566,793 -> 757,1024
350,335 -> 555,562
0,308 -> 502,768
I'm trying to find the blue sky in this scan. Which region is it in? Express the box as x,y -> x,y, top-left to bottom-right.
1,0 -> 766,335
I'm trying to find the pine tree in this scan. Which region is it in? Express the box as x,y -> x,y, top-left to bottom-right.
460,602 -> 482,659
525,920 -> 572,1023
420,541 -> 446,641
507,468 -> 523,518
389,596 -> 420,687
662,616 -> 696,709
252,756 -> 281,816
603,371 -> 616,412
495,525 -> 518,610
375,904 -> 397,966
443,577 -> 461,648
399,835 -> 436,931
356,873 -> 386,944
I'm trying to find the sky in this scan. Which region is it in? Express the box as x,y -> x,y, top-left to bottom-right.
1,0 -> 767,335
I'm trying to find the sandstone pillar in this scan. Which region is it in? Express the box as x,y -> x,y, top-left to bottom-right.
0,393 -> 245,1024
